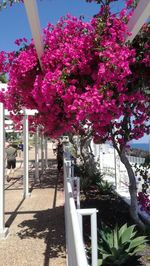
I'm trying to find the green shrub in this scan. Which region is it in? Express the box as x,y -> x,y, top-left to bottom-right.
96,180 -> 114,195
98,223 -> 147,265
74,163 -> 103,195
135,157 -> 150,194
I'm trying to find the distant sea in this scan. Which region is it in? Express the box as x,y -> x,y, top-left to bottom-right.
130,143 -> 149,152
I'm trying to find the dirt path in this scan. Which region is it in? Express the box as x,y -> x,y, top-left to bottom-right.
0,143 -> 66,266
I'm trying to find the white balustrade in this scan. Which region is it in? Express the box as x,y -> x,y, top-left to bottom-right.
64,152 -> 98,266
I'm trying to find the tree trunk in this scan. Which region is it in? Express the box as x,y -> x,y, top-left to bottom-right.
120,149 -> 145,230
80,138 -> 97,175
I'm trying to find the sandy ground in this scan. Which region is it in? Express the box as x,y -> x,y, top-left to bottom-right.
0,142 -> 66,266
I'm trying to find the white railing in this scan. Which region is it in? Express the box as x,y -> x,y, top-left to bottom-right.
127,155 -> 145,165
64,159 -> 88,266
64,153 -> 98,266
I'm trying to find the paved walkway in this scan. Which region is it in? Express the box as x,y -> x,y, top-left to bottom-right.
0,144 -> 66,266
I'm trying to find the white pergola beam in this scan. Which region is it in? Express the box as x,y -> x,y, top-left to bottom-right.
24,0 -> 44,69
126,0 -> 150,42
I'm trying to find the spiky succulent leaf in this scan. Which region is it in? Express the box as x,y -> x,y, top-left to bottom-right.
118,223 -> 128,238
120,225 -> 136,243
128,245 -> 145,256
98,223 -> 147,265
127,236 -> 147,251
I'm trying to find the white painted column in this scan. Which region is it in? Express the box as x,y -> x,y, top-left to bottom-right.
99,145 -> 103,172
41,133 -> 44,173
23,110 -> 30,198
76,177 -> 80,209
35,127 -> 39,182
77,208 -> 98,266
45,136 -> 48,169
0,104 -> 9,239
114,148 -> 120,190
91,211 -> 98,266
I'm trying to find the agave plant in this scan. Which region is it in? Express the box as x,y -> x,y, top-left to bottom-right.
75,163 -> 103,196
98,223 -> 147,265
96,180 -> 114,195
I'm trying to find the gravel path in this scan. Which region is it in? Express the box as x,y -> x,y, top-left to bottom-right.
0,144 -> 66,266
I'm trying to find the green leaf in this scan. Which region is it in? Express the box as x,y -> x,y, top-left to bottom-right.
102,253 -> 112,260
98,223 -> 146,266
113,227 -> 119,249
118,223 -> 127,238
111,247 -> 118,257
98,258 -> 102,266
129,244 -> 145,256
120,225 -> 135,243
127,236 -> 147,251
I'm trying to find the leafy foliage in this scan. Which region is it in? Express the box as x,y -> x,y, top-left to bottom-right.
0,0 -> 23,10
0,74 -> 7,83
137,192 -> 150,215
75,162 -> 103,195
86,0 -> 139,8
98,223 -> 147,265
96,179 -> 114,195
135,157 -> 150,194
135,157 -> 150,215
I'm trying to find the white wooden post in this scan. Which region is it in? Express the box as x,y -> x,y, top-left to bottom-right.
0,103 -> 9,239
45,136 -> 48,169
91,211 -> 98,266
41,133 -> 44,173
23,110 -> 30,198
99,145 -> 103,172
114,148 -> 120,190
77,209 -> 98,266
35,127 -> 39,182
76,177 -> 80,209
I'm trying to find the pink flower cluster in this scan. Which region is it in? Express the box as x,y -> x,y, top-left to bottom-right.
1,5 -> 149,142
138,192 -> 150,215
0,51 -> 6,73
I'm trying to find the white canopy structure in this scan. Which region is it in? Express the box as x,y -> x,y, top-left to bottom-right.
126,0 -> 150,42
24,0 -> 150,64
24,0 -> 44,69
0,0 -> 149,241
0,82 -> 39,238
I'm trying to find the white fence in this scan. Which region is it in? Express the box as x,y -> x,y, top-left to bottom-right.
64,166 -> 88,265
64,153 -> 98,266
127,155 -> 145,165
92,143 -> 145,167
91,142 -> 147,190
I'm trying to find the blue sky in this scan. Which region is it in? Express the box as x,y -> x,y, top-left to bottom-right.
0,0 -> 125,51
0,0 -> 98,51
0,0 -> 149,143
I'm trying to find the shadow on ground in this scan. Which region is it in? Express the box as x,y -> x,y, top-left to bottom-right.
17,206 -> 66,266
5,158 -> 63,192
5,157 -> 66,265
17,161 -> 65,265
